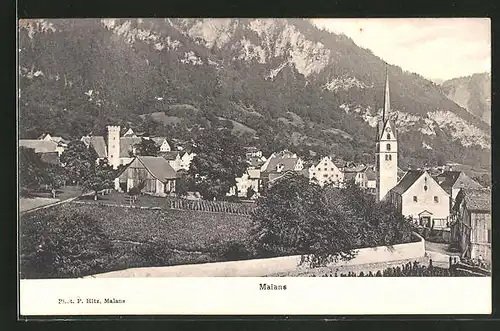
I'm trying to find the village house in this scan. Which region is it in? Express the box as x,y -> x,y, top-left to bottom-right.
180,151 -> 196,171
20,133 -> 68,157
450,188 -> 491,266
160,151 -> 183,171
114,156 -> 177,196
365,166 -> 377,194
81,126 -> 172,169
309,156 -> 344,187
343,164 -> 368,188
434,170 -> 483,211
244,146 -> 263,159
228,168 -> 261,198
260,150 -> 304,184
388,170 -> 450,229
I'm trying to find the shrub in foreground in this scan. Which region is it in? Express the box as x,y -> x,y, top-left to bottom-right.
20,205 -> 112,278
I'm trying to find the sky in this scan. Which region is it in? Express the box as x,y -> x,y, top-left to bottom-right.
310,18 -> 490,82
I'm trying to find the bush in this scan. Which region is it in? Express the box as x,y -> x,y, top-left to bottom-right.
20,205 -> 112,278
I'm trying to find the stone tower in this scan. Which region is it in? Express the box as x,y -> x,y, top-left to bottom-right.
375,71 -> 398,201
107,125 -> 121,169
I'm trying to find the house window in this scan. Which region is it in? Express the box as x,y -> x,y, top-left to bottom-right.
385,155 -> 389,161
413,196 -> 418,202
388,154 -> 392,161
386,143 -> 391,151
434,196 -> 439,203
324,168 -> 327,171
331,168 -> 334,171
387,133 -> 391,140
110,154 -> 113,158
323,174 -> 328,178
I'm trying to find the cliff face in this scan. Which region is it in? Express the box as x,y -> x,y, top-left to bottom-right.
18,18 -> 491,168
440,72 -> 491,124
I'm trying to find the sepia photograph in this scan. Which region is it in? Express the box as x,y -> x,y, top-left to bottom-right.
18,18 -> 491,315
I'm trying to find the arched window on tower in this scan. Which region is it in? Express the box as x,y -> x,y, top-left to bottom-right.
387,133 -> 391,140
386,143 -> 391,151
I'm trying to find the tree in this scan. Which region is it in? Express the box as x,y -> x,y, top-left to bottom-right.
251,173 -> 358,267
246,186 -> 256,200
135,138 -> 160,157
81,159 -> 115,200
175,170 -> 195,197
19,147 -> 46,195
188,128 -> 247,200
60,140 -> 98,186
19,147 -> 67,197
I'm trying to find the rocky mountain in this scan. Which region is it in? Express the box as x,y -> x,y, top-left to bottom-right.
439,73 -> 491,124
18,18 -> 491,169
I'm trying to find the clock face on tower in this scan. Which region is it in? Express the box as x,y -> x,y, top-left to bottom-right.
386,127 -> 391,133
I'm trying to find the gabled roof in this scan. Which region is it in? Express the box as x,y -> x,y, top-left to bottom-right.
119,137 -> 142,158
137,156 -> 177,181
390,170 -> 425,195
160,151 -> 181,161
19,140 -> 58,153
437,171 -> 483,190
81,136 -> 107,158
263,156 -> 300,173
152,137 -> 168,145
248,156 -> 265,168
456,188 -> 491,213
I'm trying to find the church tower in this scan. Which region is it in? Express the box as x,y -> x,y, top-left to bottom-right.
107,125 -> 121,169
375,71 -> 398,201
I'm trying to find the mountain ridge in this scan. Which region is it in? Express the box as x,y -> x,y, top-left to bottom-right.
18,18 -> 491,169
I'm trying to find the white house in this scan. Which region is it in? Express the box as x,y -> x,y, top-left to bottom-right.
309,156 -> 344,187
161,151 -> 183,171
388,170 -> 450,229
229,168 -> 261,198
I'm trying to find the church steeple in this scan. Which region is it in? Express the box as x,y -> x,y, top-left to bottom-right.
383,67 -> 390,122
375,69 -> 398,202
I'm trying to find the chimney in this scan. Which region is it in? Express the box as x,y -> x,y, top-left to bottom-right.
107,126 -> 121,169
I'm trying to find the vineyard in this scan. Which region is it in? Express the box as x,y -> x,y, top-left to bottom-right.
166,197 -> 255,215
78,192 -> 255,215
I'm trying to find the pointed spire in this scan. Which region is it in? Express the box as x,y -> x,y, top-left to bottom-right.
383,66 -> 390,122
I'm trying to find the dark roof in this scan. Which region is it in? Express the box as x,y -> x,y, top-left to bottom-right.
81,136 -> 107,158
137,156 -> 177,181
268,170 -> 299,185
459,188 -> 491,213
437,171 -> 483,190
343,164 -> 367,173
344,172 -> 357,181
365,169 -> 377,181
119,137 -> 142,158
160,151 -> 180,161
263,157 -> 300,173
390,170 -> 425,195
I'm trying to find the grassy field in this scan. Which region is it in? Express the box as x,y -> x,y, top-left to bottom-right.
73,202 -> 252,251
20,201 -> 254,278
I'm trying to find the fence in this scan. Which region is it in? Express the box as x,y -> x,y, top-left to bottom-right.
167,198 -> 255,216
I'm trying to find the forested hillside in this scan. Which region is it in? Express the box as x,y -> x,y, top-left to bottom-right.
18,18 -> 491,169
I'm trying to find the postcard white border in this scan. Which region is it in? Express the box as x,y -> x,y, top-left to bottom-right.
20,277 -> 491,316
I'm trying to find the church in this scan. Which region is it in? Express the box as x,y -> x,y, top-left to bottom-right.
375,72 -> 450,227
